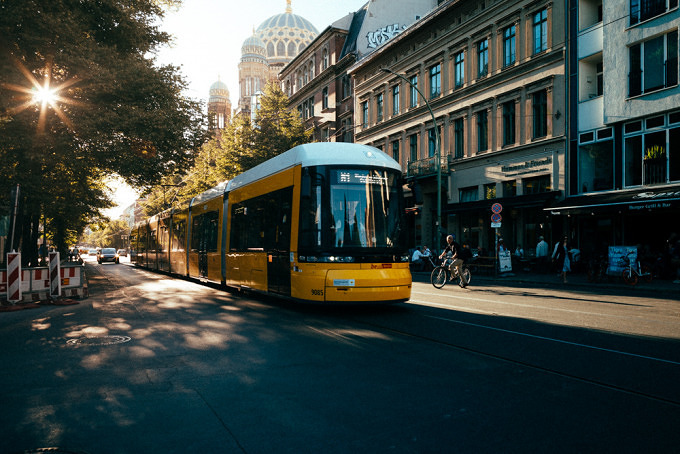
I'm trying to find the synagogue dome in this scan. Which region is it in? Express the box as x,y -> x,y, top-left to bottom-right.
254,0 -> 318,65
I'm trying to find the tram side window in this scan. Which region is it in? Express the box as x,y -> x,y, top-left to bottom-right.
230,187 -> 293,252
191,211 -> 219,252
150,229 -> 157,252
172,220 -> 186,252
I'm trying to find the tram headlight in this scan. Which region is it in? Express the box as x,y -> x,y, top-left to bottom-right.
298,255 -> 355,263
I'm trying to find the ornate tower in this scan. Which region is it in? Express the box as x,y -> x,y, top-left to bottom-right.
207,77 -> 232,131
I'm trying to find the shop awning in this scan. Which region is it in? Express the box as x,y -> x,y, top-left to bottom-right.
446,191 -> 561,214
544,185 -> 680,215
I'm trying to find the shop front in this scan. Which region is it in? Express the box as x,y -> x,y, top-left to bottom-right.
545,185 -> 680,271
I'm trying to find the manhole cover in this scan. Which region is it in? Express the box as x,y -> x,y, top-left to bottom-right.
66,335 -> 131,346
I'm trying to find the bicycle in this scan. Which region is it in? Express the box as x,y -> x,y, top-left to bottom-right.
620,251 -> 653,286
431,257 -> 471,289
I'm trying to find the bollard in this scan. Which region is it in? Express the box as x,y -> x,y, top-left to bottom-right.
6,252 -> 21,303
49,251 -> 61,298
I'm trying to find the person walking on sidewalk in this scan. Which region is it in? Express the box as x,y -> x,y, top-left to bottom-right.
536,236 -> 549,272
552,236 -> 571,283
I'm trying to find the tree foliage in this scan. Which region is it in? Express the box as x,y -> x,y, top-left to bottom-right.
140,82 -> 312,216
0,0 -> 206,264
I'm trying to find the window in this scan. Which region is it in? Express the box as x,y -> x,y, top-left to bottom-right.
533,8 -> 548,55
629,31 -> 678,96
502,101 -> 516,146
503,180 -> 517,197
454,118 -> 464,158
484,183 -> 496,199
624,112 -> 680,186
460,186 -> 478,202
630,0 -> 678,25
428,127 -> 439,157
361,101 -> 368,127
409,134 -> 418,161
392,85 -> 400,115
321,127 -> 330,142
308,96 -> 314,117
532,90 -> 548,139
409,75 -> 418,107
579,132 -> 614,192
503,25 -> 516,67
376,93 -> 384,122
322,87 -> 329,109
454,51 -> 465,88
477,110 -> 488,152
429,64 -> 441,98
523,175 -> 552,194
392,140 -> 400,162
322,48 -> 329,70
478,39 -> 489,77
342,75 -> 352,99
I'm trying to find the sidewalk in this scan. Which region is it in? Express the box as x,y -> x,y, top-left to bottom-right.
411,267 -> 680,297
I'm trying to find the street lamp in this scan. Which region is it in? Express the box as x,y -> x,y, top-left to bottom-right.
380,67 -> 442,247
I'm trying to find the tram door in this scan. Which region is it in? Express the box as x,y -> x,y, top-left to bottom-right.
192,211 -> 218,278
267,188 -> 292,296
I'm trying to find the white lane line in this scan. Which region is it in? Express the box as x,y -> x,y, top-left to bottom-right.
418,312 -> 680,366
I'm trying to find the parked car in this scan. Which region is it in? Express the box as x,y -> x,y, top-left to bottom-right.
117,249 -> 127,257
97,248 -> 119,264
88,249 -> 98,256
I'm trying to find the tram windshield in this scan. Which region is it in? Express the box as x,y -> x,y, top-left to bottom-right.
299,166 -> 407,257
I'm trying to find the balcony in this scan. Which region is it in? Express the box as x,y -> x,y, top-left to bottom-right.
407,154 -> 449,178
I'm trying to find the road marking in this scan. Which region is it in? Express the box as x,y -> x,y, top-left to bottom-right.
418,312 -> 680,366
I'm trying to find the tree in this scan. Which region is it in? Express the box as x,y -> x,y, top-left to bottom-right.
0,0 -> 206,264
139,83 -> 311,217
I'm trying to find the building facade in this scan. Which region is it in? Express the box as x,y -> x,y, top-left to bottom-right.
236,0 -> 318,118
207,78 -> 232,132
349,0 -> 567,253
555,0 -> 680,261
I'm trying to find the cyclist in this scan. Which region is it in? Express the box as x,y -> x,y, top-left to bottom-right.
439,234 -> 466,287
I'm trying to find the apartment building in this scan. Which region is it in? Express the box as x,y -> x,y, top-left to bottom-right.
349,0 -> 567,252
553,0 -> 680,256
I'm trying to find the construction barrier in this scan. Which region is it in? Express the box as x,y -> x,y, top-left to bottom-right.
49,251 -> 61,297
6,252 -> 21,303
1,262 -> 87,303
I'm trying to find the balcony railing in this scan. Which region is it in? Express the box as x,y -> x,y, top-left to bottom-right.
407,154 -> 449,178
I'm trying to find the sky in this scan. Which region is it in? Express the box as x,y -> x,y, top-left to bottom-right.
105,0 -> 368,218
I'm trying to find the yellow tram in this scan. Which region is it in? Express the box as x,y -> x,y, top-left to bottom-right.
130,143 -> 412,304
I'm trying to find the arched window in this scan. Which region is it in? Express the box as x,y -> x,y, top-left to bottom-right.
287,41 -> 296,56
298,43 -> 306,54
322,48 -> 329,70
267,43 -> 275,57
277,41 -> 285,56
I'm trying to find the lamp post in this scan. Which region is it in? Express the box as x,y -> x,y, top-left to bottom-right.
380,67 -> 442,247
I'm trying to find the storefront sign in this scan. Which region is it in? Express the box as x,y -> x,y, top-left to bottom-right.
501,157 -> 552,177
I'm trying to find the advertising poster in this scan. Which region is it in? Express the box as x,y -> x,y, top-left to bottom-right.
607,246 -> 637,275
499,251 -> 513,273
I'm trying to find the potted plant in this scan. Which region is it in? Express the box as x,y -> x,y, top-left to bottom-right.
643,145 -> 666,184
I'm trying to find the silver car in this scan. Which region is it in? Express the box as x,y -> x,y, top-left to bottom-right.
97,248 -> 119,264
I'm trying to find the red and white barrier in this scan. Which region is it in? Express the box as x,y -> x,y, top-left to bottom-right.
6,252 -> 21,303
2,261 -> 87,303
49,251 -> 61,298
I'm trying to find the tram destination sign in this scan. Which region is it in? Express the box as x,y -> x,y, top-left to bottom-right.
337,170 -> 388,185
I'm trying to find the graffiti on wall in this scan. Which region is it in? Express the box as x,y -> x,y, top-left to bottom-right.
367,24 -> 408,49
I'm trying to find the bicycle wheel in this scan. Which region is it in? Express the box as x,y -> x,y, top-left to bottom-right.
459,266 -> 471,287
641,264 -> 653,282
431,266 -> 447,289
622,268 -> 638,286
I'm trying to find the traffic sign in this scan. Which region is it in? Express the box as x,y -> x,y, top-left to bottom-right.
491,222 -> 502,228
491,203 -> 503,214
491,213 -> 502,223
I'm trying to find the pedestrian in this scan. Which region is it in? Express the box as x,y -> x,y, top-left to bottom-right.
536,236 -> 549,272
411,246 -> 425,271
514,244 -> 524,258
498,238 -> 507,254
552,236 -> 571,283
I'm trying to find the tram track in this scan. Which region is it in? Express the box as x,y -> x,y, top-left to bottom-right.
334,302 -> 680,408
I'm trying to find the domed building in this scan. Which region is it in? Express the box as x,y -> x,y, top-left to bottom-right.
236,0 -> 318,116
207,77 -> 232,131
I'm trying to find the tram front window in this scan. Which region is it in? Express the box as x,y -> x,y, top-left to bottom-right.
299,167 -> 406,257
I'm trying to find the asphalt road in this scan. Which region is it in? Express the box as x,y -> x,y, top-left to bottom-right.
1,257 -> 679,453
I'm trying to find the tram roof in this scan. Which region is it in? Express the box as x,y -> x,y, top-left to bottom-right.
228,142 -> 401,191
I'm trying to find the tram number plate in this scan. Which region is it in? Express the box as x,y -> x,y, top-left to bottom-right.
333,279 -> 355,287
